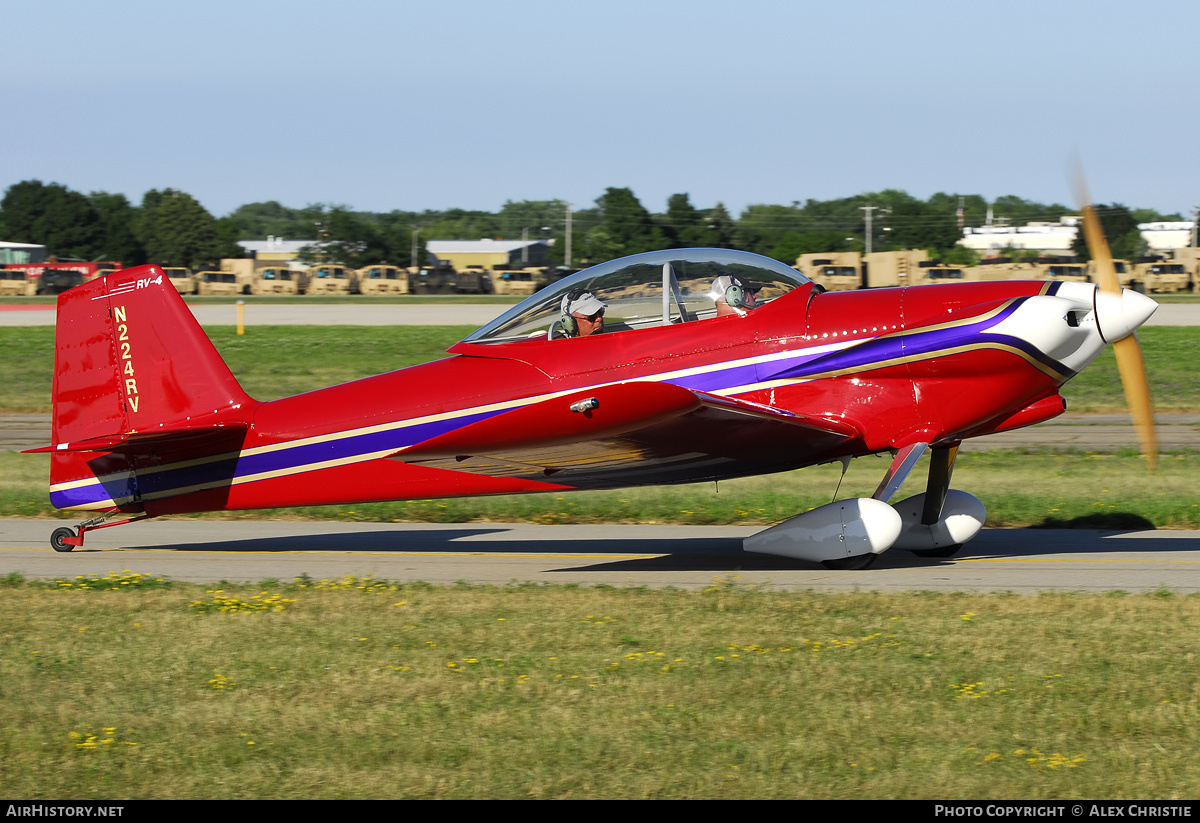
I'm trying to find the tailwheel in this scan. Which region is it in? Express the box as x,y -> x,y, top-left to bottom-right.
909,544 -> 962,559
822,553 -> 878,571
50,527 -> 77,553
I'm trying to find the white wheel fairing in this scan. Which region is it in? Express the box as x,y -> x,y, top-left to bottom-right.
890,490 -> 986,552
744,498 -> 902,563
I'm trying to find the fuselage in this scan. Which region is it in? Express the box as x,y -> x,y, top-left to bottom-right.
109,278 -> 1095,516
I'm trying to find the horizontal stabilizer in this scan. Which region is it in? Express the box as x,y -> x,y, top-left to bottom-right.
25,421 -> 249,454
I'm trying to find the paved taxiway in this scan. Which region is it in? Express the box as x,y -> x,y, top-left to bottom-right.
2,520 -> 1198,593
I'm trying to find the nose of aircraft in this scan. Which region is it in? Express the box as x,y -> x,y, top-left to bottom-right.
1093,287 -> 1158,344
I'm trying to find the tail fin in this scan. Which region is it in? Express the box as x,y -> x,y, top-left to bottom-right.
35,265 -> 255,511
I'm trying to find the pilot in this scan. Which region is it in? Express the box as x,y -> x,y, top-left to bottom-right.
560,288 -> 607,337
710,274 -> 762,317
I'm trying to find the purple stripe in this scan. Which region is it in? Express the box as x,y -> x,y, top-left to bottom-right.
56,407 -> 507,508
767,299 -> 1035,380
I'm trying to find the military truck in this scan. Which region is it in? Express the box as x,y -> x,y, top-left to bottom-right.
794,252 -> 862,291
861,250 -> 926,288
161,267 -> 196,295
1096,259 -> 1134,289
1126,256 -> 1193,293
452,266 -> 492,294
408,262 -> 456,294
1170,247 -> 1200,291
196,271 -> 243,295
250,267 -> 302,295
963,257 -> 1026,282
0,269 -> 36,296
37,269 -> 86,294
356,265 -> 410,295
963,256 -> 1088,284
1035,257 -> 1089,283
795,250 -> 971,289
490,266 -> 549,296
914,260 -> 968,281
305,265 -> 357,295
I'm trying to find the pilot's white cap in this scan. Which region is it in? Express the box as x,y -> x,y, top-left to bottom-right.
563,290 -> 606,316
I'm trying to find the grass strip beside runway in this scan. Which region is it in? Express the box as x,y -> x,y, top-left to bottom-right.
1,576 -> 1197,799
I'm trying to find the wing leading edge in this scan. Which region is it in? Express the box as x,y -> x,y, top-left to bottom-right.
391,382 -> 859,488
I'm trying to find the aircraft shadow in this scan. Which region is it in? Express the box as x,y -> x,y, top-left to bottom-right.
556,528 -> 1200,574
136,528 -> 750,558
125,524 -> 1200,574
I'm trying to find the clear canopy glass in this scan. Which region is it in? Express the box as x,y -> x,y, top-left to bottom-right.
462,248 -> 811,344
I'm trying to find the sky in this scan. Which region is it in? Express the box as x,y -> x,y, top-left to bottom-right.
5,0 -> 1198,221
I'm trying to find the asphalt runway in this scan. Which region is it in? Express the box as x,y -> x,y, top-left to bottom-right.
2,519 -> 1198,593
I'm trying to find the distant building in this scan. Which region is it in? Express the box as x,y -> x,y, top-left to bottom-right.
426,239 -> 550,270
962,218 -> 1197,255
0,241 -> 47,265
236,236 -> 316,266
960,219 -> 1079,254
1137,222 -> 1193,251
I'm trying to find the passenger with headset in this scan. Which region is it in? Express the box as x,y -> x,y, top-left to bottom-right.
559,288 -> 607,337
710,274 -> 762,317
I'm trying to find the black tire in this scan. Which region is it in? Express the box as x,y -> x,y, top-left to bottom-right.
51,527 -> 76,553
909,544 -> 962,558
822,553 -> 878,570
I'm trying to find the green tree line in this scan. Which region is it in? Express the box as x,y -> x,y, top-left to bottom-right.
0,179 -> 1183,270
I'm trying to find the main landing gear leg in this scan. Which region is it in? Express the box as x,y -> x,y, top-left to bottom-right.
49,514 -> 150,552
889,443 -> 985,558
910,445 -> 963,558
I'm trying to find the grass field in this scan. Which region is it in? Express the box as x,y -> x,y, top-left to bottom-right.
2,576 -> 1198,799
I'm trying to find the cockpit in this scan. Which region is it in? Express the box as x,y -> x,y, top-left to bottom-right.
462,248 -> 813,344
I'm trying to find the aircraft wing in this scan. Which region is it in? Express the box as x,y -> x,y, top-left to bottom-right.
391,382 -> 858,488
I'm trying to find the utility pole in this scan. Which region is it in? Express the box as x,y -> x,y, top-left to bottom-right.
411,227 -> 420,269
565,203 -> 573,268
315,221 -> 327,264
860,205 -> 877,255
521,227 -> 529,264
1192,205 -> 1198,248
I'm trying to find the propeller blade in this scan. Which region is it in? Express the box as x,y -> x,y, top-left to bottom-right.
1113,335 -> 1158,474
1080,204 -> 1122,294
1075,168 -> 1157,471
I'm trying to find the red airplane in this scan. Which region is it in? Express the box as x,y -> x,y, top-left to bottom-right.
30,209 -> 1157,569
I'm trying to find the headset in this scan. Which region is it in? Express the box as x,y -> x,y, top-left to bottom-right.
560,288 -> 588,336
721,277 -> 748,310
